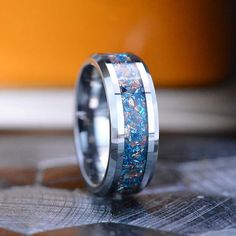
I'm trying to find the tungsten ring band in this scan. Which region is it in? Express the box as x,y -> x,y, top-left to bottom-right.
74,53 -> 159,196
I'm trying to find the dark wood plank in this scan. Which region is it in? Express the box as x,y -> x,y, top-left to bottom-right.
0,133 -> 235,235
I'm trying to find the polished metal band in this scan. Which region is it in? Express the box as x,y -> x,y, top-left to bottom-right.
74,53 -> 159,196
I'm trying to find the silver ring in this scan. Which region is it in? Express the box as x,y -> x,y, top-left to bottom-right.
74,53 -> 159,196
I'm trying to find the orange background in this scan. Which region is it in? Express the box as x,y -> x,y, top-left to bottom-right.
0,0 -> 234,88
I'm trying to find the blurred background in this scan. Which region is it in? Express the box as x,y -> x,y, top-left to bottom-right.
0,0 -> 236,133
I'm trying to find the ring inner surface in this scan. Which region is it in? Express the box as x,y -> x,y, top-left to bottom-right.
76,64 -> 110,186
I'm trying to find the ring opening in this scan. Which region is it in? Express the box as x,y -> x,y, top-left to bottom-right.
76,64 -> 110,187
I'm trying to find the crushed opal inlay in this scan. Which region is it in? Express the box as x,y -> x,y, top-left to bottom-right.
108,54 -> 148,193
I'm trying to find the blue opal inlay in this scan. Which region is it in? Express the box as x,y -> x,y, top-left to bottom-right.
109,54 -> 148,193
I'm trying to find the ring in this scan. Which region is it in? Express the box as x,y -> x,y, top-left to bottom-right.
74,53 -> 159,196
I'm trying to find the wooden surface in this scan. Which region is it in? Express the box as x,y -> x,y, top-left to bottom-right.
0,133 -> 235,235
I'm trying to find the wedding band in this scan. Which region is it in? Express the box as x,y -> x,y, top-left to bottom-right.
74,53 -> 159,196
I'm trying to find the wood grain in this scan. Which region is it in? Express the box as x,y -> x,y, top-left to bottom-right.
0,133 -> 235,235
